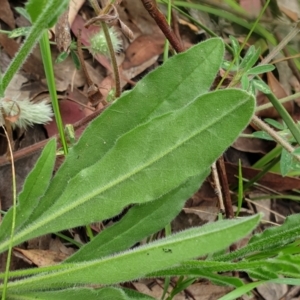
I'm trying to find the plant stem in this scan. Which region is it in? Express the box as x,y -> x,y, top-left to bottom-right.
264,93 -> 300,146
252,115 -> 300,162
1,127 -> 17,300
39,32 -> 68,154
256,92 -> 300,112
89,0 -> 121,97
101,22 -> 121,97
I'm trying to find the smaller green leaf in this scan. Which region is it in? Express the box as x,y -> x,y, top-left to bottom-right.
247,268 -> 278,280
220,278 -> 300,300
264,118 -> 285,130
252,79 -> 272,94
246,64 -> 275,75
1,215 -> 261,292
55,51 -> 69,64
149,260 -> 263,276
169,277 -> 196,299
262,254 -> 300,278
241,74 -> 249,90
248,80 -> 256,96
200,271 -> 244,288
229,35 -> 240,57
252,131 -> 273,141
0,139 -> 56,241
280,148 -> 293,176
14,7 -> 31,20
222,60 -> 237,70
70,50 -> 81,70
214,213 -> 300,262
8,27 -> 31,38
239,46 -> 260,71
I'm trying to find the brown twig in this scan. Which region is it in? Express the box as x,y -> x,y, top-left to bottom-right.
140,0 -> 184,53
0,105 -> 108,167
216,156 -> 238,266
216,156 -> 234,219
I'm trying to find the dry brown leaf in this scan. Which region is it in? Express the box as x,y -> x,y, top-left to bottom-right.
256,282 -> 288,300
121,0 -> 159,35
49,238 -> 75,256
55,6 -> 71,53
122,35 -> 164,69
232,127 -> 274,155
14,248 -> 69,267
0,34 -> 44,79
69,0 -> 86,26
0,0 -> 15,29
280,4 -> 299,21
121,54 -> 158,82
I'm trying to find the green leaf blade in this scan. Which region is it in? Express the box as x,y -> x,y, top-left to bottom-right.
0,139 -> 56,242
25,38 -> 224,223
0,88 -> 255,252
3,215 -> 261,291
214,213 -> 300,262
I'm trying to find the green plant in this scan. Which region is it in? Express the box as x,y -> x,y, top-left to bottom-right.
0,24 -> 260,298
2,1 -> 300,300
222,35 -> 274,94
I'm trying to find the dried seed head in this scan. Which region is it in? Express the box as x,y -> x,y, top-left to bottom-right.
0,97 -> 53,129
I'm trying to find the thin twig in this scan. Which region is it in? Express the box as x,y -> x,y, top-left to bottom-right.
0,105 -> 109,167
1,126 -> 17,299
252,115 -> 300,162
140,0 -> 184,53
211,162 -> 224,211
216,157 -> 234,219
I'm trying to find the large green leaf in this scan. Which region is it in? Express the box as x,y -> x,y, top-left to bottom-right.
24,38 -> 224,224
66,174 -> 206,262
2,214 -> 261,292
0,88 -> 254,253
0,38 -> 223,251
